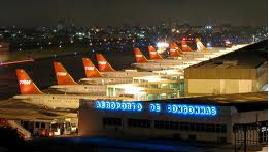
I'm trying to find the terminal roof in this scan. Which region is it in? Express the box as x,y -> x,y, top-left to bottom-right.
189,40 -> 268,69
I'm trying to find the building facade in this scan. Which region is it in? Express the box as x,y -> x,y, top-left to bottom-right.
78,93 -> 267,146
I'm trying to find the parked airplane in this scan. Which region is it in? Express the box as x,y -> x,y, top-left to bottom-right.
80,55 -> 154,84
13,69 -> 130,109
49,61 -> 107,95
179,38 -> 247,59
132,47 -> 190,71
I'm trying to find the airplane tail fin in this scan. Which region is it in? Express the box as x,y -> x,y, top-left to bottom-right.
53,61 -> 78,85
148,45 -> 163,60
15,69 -> 43,94
96,54 -> 115,72
196,38 -> 208,53
181,38 -> 193,52
133,48 -> 148,63
82,58 -> 102,77
169,42 -> 182,57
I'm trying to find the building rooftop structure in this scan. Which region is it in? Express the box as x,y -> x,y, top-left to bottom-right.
189,40 -> 267,70
184,40 -> 268,96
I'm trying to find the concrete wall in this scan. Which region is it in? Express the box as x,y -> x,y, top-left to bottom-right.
186,79 -> 253,95
184,67 -> 267,96
184,69 -> 257,79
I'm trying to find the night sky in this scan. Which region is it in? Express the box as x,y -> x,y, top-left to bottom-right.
0,0 -> 267,27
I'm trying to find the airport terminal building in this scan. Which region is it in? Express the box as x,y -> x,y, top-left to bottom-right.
184,41 -> 268,96
78,92 -> 267,148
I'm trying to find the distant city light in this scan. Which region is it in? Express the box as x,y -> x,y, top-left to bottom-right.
205,25 -> 212,29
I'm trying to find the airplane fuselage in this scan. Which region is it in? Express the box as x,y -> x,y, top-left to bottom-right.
49,85 -> 107,95
13,94 -> 131,109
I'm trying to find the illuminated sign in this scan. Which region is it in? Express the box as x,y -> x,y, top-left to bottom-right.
149,103 -> 161,113
95,101 -> 217,117
95,101 -> 142,112
166,104 -> 216,116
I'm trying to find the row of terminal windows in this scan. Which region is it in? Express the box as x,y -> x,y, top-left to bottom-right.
102,117 -> 227,133
128,119 -> 150,128
154,120 -> 227,133
103,117 -> 122,126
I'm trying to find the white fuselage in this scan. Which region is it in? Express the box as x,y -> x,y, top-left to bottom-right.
132,59 -> 203,71
101,71 -> 155,77
12,94 -> 131,109
132,62 -> 180,71
135,44 -> 249,72
49,85 -> 107,95
79,71 -> 155,85
183,44 -> 249,60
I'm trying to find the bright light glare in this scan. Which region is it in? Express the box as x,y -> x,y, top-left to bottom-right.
205,25 -> 212,29
261,84 -> 268,91
225,40 -> 231,44
206,42 -> 212,47
157,42 -> 169,48
124,86 -> 144,94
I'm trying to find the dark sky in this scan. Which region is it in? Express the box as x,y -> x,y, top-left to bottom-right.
0,0 -> 267,27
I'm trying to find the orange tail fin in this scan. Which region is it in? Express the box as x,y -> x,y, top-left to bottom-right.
82,58 -> 102,78
96,54 -> 115,72
148,45 -> 163,60
133,48 -> 148,63
53,61 -> 77,85
15,69 -> 43,94
181,38 -> 193,52
169,42 -> 182,57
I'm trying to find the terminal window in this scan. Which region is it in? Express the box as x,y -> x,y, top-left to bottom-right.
40,122 -> 45,129
153,120 -> 227,133
103,117 -> 122,127
188,134 -> 197,141
128,119 -> 150,128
